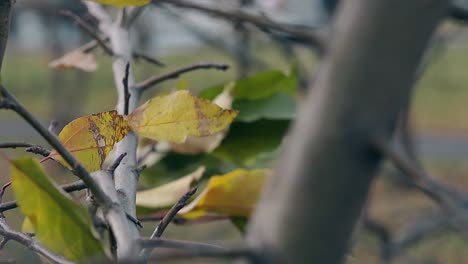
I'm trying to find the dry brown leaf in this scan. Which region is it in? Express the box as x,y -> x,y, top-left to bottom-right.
49,50 -> 97,72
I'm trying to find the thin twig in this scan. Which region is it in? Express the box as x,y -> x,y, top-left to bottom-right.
0,86 -> 112,207
151,187 -> 197,238
136,63 -> 229,92
107,152 -> 127,174
0,179 -> 87,213
125,6 -> 147,28
153,0 -> 325,49
373,137 -> 463,210
140,187 -> 198,259
0,142 -> 33,149
133,51 -> 165,67
0,142 -> 51,157
122,62 -> 131,115
146,248 -> 256,262
138,214 -> 228,224
26,145 -> 51,157
60,10 -> 113,56
140,238 -> 224,252
0,217 -> 73,264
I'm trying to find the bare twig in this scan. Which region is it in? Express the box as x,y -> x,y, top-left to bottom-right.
144,247 -> 256,262
0,0 -> 13,72
0,179 -> 87,213
140,238 -> 224,252
26,145 -> 51,157
140,187 -> 198,259
122,62 -> 131,115
0,142 -> 34,149
0,182 -> 11,203
136,63 -> 229,92
139,214 -> 229,224
60,10 -> 113,56
0,217 -> 73,264
153,0 -> 325,49
0,142 -> 51,157
151,187 -> 197,239
373,138 -> 464,211
133,51 -> 165,67
0,86 -> 112,208
107,152 -> 127,174
133,165 -> 147,175
125,6 -> 147,28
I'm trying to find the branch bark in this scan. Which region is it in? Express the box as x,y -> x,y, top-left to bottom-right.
246,1 -> 448,263
84,2 -> 141,258
0,0 -> 12,72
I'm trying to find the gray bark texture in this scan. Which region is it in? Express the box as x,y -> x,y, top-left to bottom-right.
246,1 -> 449,263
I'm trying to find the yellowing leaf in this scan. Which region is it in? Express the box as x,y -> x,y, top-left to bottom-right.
46,111 -> 130,172
11,157 -> 105,262
180,169 -> 270,218
126,90 -> 238,144
136,167 -> 204,210
49,49 -> 97,72
89,0 -> 150,7
170,85 -> 234,154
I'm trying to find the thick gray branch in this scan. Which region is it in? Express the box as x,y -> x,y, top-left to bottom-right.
246,1 -> 448,263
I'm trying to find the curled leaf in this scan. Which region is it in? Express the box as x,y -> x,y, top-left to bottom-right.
180,169 -> 270,218
45,111 -> 130,172
126,90 -> 238,144
11,157 -> 105,262
49,49 -> 97,72
136,167 -> 205,210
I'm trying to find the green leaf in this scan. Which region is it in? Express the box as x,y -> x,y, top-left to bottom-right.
213,120 -> 290,166
233,93 -> 296,122
199,70 -> 297,100
10,157 -> 105,262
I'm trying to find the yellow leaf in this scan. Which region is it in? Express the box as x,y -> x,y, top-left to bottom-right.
170,84 -> 234,154
89,0 -> 150,7
126,90 -> 238,144
49,49 -> 97,72
136,167 -> 204,211
179,169 -> 270,218
11,157 -> 105,262
46,111 -> 130,172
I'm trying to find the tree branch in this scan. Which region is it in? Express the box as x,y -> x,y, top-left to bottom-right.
151,187 -> 197,239
122,62 -> 130,115
139,238 -> 224,252
140,187 -> 198,260
0,179 -> 87,213
246,1 -> 448,263
136,63 -> 229,92
373,137 -> 464,213
0,216 -> 73,264
0,0 -> 12,72
0,86 -> 112,208
153,0 -> 325,49
60,10 -> 114,56
84,2 -> 142,257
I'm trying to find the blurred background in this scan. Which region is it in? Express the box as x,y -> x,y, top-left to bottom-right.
1,0 -> 468,263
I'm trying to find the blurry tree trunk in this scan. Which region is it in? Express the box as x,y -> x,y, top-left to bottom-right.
246,1 -> 448,264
